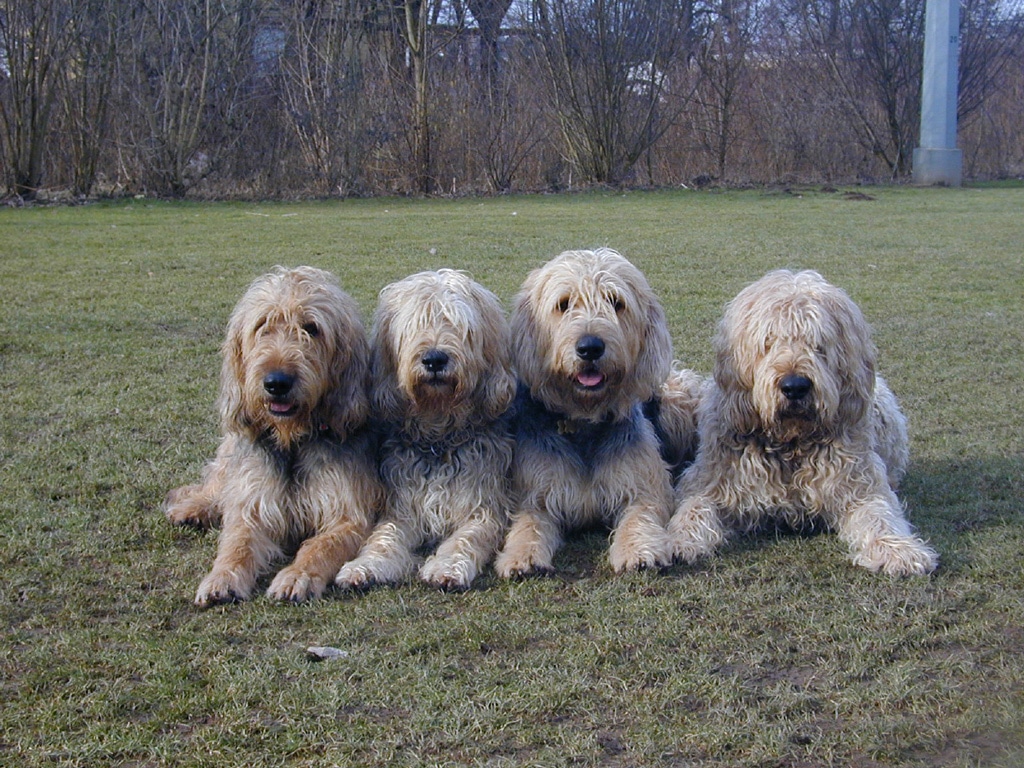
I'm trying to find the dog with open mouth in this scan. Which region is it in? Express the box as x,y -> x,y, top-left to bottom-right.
164,266 -> 382,606
494,248 -> 678,577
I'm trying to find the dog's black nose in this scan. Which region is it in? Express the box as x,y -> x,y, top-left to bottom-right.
576,335 -> 605,361
780,374 -> 813,401
263,372 -> 295,397
422,349 -> 450,373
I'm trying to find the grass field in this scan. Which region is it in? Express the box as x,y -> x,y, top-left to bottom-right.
1,185 -> 1022,767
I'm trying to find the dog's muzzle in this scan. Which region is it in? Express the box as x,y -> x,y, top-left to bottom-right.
415,348 -> 460,399
574,335 -> 606,389
263,371 -> 298,416
780,373 -> 813,402
421,348 -> 450,374
575,335 -> 605,361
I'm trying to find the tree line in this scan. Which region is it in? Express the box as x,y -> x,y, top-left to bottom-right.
1,0 -> 1022,200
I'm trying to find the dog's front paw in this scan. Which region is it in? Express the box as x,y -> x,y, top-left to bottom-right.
335,561 -> 378,590
670,530 -> 719,564
853,536 -> 939,576
667,504 -> 725,564
164,486 -> 218,530
420,556 -> 476,591
267,566 -> 326,603
609,533 -> 674,573
195,569 -> 253,608
494,551 -> 555,580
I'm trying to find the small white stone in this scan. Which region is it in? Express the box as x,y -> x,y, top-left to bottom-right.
307,646 -> 349,661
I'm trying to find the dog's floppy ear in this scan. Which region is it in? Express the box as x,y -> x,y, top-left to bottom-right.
715,287 -> 761,391
632,286 -> 673,400
827,286 -> 876,429
715,376 -> 761,439
218,319 -> 246,432
318,292 -> 372,437
510,266 -> 546,392
218,289 -> 259,439
367,290 -> 406,424
326,333 -> 371,437
712,306 -> 761,437
474,287 -> 517,420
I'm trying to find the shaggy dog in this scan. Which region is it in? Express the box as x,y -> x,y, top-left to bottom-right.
335,270 -> 516,591
165,266 -> 382,606
494,248 -> 676,577
668,269 -> 938,575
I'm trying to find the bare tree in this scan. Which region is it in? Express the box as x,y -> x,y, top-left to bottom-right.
466,0 -> 514,98
692,0 -> 760,180
278,0 -> 379,195
531,0 -> 697,185
122,0 -> 227,196
960,22 -> 1024,177
782,0 -> 924,178
402,0 -> 435,192
2,0 -> 1023,198
0,0 -> 73,198
959,0 -> 1024,122
470,37 -> 552,191
59,0 -> 123,196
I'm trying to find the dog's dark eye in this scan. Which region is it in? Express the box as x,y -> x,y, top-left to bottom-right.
556,296 -> 570,313
303,323 -> 320,338
609,296 -> 625,313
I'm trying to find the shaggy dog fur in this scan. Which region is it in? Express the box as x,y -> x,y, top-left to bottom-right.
335,270 -> 516,591
494,248 -> 677,577
165,266 -> 382,606
645,364 -> 705,481
667,269 -> 938,575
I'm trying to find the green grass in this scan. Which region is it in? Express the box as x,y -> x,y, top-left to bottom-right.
1,185 -> 1022,767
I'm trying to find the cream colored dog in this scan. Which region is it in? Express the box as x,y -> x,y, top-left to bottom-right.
165,266 -> 382,606
335,270 -> 516,591
495,248 -> 676,577
668,269 -> 937,575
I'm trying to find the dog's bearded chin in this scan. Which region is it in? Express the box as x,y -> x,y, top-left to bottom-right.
779,404 -> 812,419
765,411 -> 820,444
413,375 -> 458,406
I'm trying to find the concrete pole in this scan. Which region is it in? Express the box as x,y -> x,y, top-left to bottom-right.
913,0 -> 962,185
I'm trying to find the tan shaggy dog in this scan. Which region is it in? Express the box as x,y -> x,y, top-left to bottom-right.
495,248 -> 676,577
668,269 -> 938,575
165,266 -> 382,607
335,270 -> 516,591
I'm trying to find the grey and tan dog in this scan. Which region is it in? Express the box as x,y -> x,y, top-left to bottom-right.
495,248 -> 678,577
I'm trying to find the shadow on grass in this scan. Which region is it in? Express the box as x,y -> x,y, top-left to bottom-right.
901,453 -> 1024,571
510,452 -> 1024,582
902,454 -> 1023,531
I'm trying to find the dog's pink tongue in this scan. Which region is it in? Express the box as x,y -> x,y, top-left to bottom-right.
269,402 -> 292,414
577,371 -> 604,387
